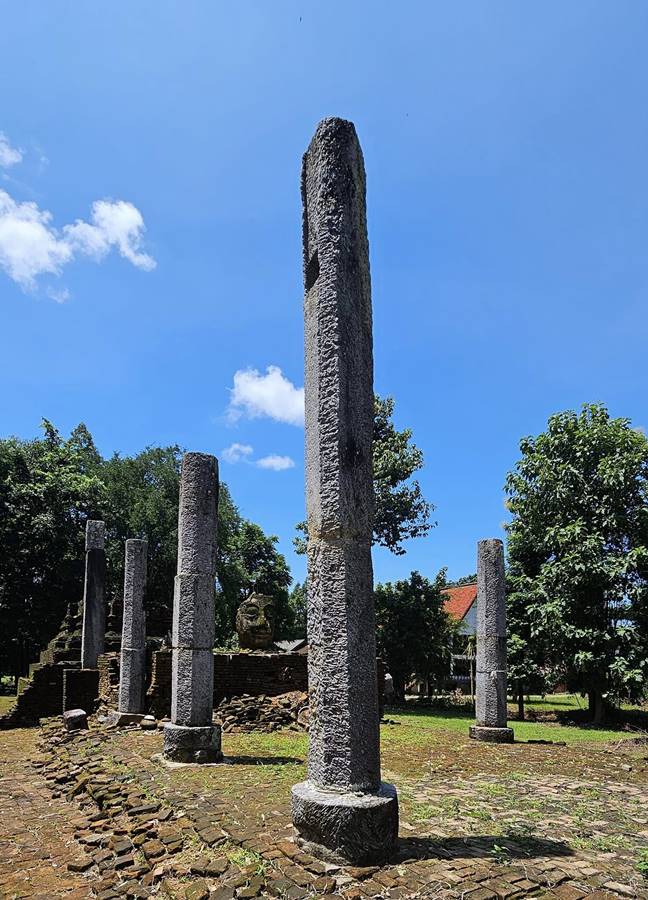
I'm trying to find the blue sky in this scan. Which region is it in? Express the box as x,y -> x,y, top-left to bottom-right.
1,3 -> 647,588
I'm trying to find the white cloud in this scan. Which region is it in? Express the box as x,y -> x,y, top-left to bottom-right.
64,199 -> 156,271
228,365 -> 304,427
0,133 -> 22,168
222,442 -> 254,464
256,454 -> 295,471
0,191 -> 73,289
46,286 -> 70,304
0,190 -> 156,292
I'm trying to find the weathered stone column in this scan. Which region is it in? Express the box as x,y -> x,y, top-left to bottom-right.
118,539 -> 148,716
80,520 -> 106,669
469,538 -> 514,743
163,452 -> 221,763
291,117 -> 398,864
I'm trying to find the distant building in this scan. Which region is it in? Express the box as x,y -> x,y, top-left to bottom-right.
442,582 -> 477,635
442,582 -> 477,689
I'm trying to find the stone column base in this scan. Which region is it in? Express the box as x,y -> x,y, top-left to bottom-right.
163,722 -> 222,763
291,780 -> 398,865
469,725 -> 514,743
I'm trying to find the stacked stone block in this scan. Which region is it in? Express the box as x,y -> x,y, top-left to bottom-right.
163,452 -> 221,763
469,538 -> 514,743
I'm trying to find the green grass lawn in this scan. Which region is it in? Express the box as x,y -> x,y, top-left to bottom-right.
384,704 -> 641,744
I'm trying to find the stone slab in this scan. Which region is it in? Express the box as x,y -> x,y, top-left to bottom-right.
118,648 -> 146,714
177,452 -> 218,577
85,520 -> 105,551
63,708 -> 88,731
171,648 -> 214,727
306,538 -> 380,792
172,574 -> 216,649
121,538 -> 147,648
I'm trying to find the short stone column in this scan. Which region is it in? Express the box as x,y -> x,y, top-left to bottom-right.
163,452 -> 222,763
469,538 -> 514,743
117,539 -> 148,718
291,117 -> 398,865
80,520 -> 106,669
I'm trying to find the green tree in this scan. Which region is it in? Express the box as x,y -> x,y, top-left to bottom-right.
101,445 -> 182,635
448,573 -> 477,586
285,582 -> 307,639
0,422 -> 294,678
295,394 -> 434,555
375,570 -> 457,703
216,485 -> 292,645
505,404 -> 648,723
0,421 -> 106,681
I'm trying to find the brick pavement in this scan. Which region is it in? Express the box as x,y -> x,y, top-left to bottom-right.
0,729 -> 94,899
1,721 -> 648,899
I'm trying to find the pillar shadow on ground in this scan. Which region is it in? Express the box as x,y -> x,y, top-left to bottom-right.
223,755 -> 304,766
394,834 -> 573,862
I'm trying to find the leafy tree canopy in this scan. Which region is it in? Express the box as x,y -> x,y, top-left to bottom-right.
0,421 -> 293,676
375,570 -> 457,703
505,404 -> 648,721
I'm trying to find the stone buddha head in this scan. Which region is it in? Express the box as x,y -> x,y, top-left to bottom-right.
236,593 -> 276,650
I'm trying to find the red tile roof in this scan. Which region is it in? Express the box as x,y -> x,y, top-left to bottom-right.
442,583 -> 477,621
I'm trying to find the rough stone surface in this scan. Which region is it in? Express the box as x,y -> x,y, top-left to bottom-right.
63,708 -> 88,731
164,452 -> 219,762
293,117 -> 397,863
172,574 -> 215,648
291,781 -> 398,865
170,648 -> 215,726
469,724 -> 514,743
85,519 -> 105,551
81,519 -> 107,669
236,593 -> 276,650
472,538 -> 511,735
162,722 -> 222,763
177,452 -> 218,577
118,538 -> 148,714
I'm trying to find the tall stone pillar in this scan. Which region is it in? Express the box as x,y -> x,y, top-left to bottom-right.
469,539 -> 514,743
163,452 -> 221,763
118,539 -> 148,715
291,117 -> 398,865
80,520 -> 106,669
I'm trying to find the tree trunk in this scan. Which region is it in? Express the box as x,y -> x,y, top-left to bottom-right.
517,680 -> 525,721
590,688 -> 606,725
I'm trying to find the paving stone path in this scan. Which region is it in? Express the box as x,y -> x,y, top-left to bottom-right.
0,729 -> 94,899
1,721 -> 648,898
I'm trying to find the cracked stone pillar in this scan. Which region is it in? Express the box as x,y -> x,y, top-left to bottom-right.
80,520 -> 106,669
469,539 -> 514,743
291,117 -> 398,865
117,539 -> 148,717
163,452 -> 222,763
